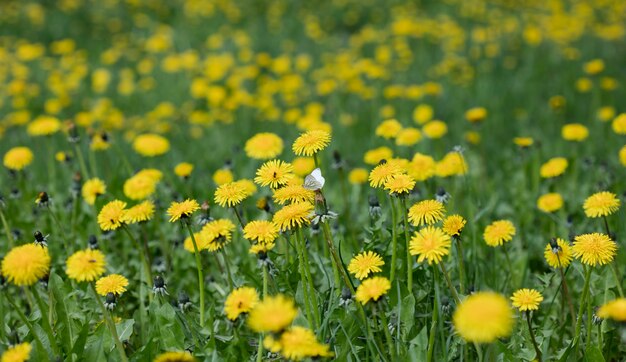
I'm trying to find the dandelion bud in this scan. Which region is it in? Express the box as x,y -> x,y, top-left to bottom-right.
10,188 -> 20,199
332,150 -> 345,170
105,292 -> 117,310
435,187 -> 450,204
339,286 -> 352,307
35,191 -> 49,206
369,195 -> 381,219
33,230 -> 48,247
67,122 -> 80,143
178,291 -> 192,312
153,275 -> 168,296
88,235 -> 99,249
549,238 -> 561,254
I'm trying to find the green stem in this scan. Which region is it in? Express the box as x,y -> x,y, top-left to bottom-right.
221,250 -> 235,290
400,197 -> 412,293
185,222 -> 205,327
557,256 -> 576,329
439,262 -> 461,304
73,142 -> 90,179
389,196 -> 398,283
30,287 -> 61,358
48,206 -> 69,250
573,266 -> 592,356
455,237 -> 466,294
321,222 -> 355,293
294,231 -> 315,329
297,229 -> 320,327
526,312 -> 542,362
375,302 -> 395,360
257,265 -> 269,362
5,292 -> 51,362
90,284 -> 129,362
610,263 -> 624,297
232,207 -> 245,229
122,225 -> 152,302
428,267 -> 440,362
0,208 -> 14,248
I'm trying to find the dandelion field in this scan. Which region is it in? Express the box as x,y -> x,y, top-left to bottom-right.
2,0 -> 626,361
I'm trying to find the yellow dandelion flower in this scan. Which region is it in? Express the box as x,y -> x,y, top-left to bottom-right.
453,292 -> 513,343
254,160 -> 294,189
122,200 -> 155,224
243,221 -> 279,244
348,251 -> 385,280
27,115 -> 61,136
584,59 -> 604,75
183,232 -> 211,252
174,162 -> 194,178
136,168 -> 163,182
572,233 -> 617,266
214,181 -> 250,207
202,219 -> 236,252
465,107 -> 487,123
348,168 -> 369,184
408,200 -> 445,226
619,145 -> 626,166
384,173 -> 415,195
612,113 -> 626,134
513,137 -> 534,148
597,298 -> 626,322
272,184 -> 315,205
407,153 -> 436,181
249,241 -> 276,254
81,178 -> 106,205
510,289 -> 543,312
364,146 -> 393,165
97,200 -> 127,231
123,174 -> 157,200
540,157 -> 568,178
273,202 -> 313,231
153,351 -> 196,362
413,104 -> 434,124
166,199 -> 200,222
292,157 -> 315,177
1,244 -> 50,286
396,127 -> 422,146
368,161 -> 404,188
375,119 -> 403,139
537,193 -> 563,213
442,215 -> 466,237
245,132 -> 284,160
213,168 -> 234,185
224,286 -> 260,320
235,179 -> 257,195
3,146 -> 34,171
95,274 -> 129,296
435,152 -> 468,177
583,191 -> 620,218
292,130 -> 331,156
561,123 -> 589,142
355,276 -> 391,304
90,132 -> 110,151
133,133 -> 170,157
1,342 -> 31,362
248,294 -> 298,333
263,326 -> 333,361
544,238 -> 573,268
483,220 -> 516,247
66,249 -> 106,282
409,226 -> 451,265
422,120 -> 448,139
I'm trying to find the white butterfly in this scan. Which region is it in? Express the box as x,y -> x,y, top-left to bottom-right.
303,168 -> 325,190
